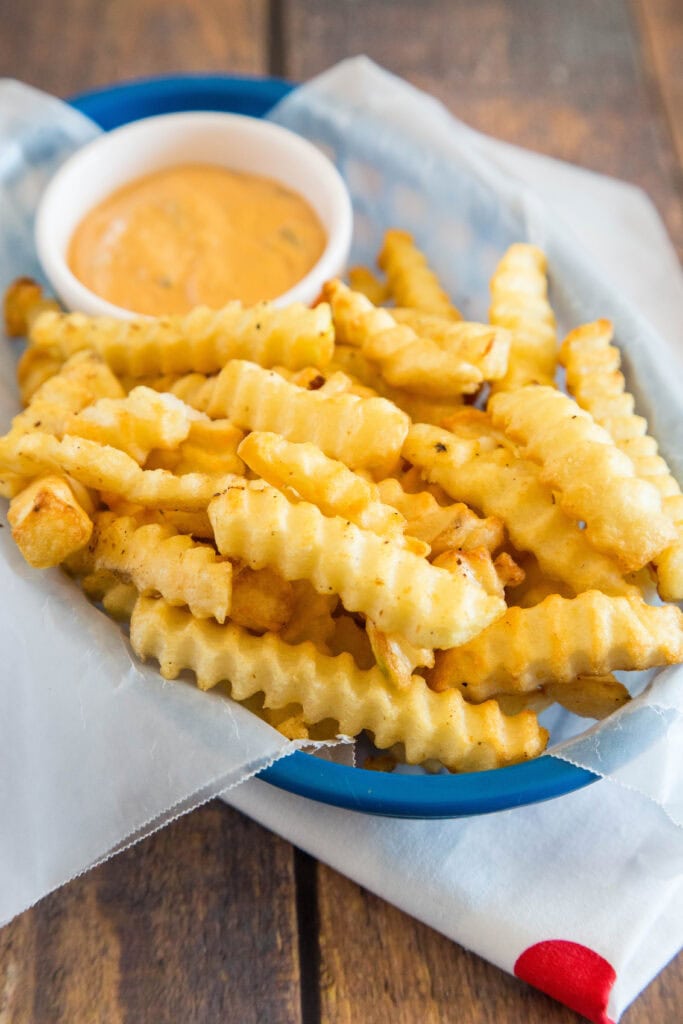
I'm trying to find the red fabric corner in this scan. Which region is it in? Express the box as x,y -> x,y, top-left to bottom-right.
514,940 -> 617,1024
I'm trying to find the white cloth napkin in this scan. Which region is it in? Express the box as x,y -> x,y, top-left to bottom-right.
0,60 -> 682,1023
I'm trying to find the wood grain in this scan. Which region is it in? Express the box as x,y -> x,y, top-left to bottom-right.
0,803 -> 303,1024
282,0 -> 683,256
0,0 -> 269,96
636,0 -> 683,169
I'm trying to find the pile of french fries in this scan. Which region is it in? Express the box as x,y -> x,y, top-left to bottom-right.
2,228 -> 683,774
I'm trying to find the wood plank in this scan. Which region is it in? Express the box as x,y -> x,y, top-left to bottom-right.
316,865 -> 581,1024
316,864 -> 682,1024
636,0 -> 683,168
0,802 -> 303,1024
282,0 -> 683,256
0,0 -> 270,97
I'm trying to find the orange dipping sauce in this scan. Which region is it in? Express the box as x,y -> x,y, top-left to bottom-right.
67,164 -> 327,316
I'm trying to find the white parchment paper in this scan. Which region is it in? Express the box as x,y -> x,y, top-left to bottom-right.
0,62 -> 682,938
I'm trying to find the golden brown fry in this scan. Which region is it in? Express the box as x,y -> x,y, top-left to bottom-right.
238,432 -> 405,539
65,386 -> 200,464
207,360 -> 410,475
428,591 -> 683,699
230,565 -> 294,634
348,265 -> 389,305
489,385 -> 676,571
16,348 -> 64,404
488,243 -> 557,390
544,675 -> 631,720
278,579 -> 338,649
403,423 -> 637,596
29,301 -> 334,376
378,230 -> 462,320
0,432 -> 238,511
80,570 -> 138,621
208,479 -> 505,650
325,279 -> 508,396
560,319 -> 683,599
8,475 -> 92,568
10,351 -> 125,440
365,619 -> 434,689
131,595 -> 548,771
91,514 -> 233,621
4,278 -> 60,337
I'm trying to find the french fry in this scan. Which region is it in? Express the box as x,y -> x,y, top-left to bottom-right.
544,674 -> 631,720
238,432 -> 406,539
0,432 -> 238,510
91,514 -> 233,621
488,243 -> 557,390
403,423 -> 637,596
278,579 -> 338,649
3,277 -> 60,337
230,565 -> 294,634
207,360 -> 410,475
324,279 -> 508,396
428,591 -> 683,699
29,300 -> 334,376
64,386 -> 202,464
131,595 -> 548,771
8,475 -> 93,568
348,265 -> 389,305
208,479 -> 505,650
489,385 -> 676,571
10,351 -> 125,439
366,619 -> 434,689
149,419 -> 246,476
378,229 -> 462,320
80,570 -> 138,621
16,348 -> 64,404
560,319 -> 683,599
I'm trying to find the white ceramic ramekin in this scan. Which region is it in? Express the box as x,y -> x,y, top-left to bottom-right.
35,111 -> 353,318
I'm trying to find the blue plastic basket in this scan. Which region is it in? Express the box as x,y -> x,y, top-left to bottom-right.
69,73 -> 597,817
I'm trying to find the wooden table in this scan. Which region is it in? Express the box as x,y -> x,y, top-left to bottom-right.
1,2 -> 681,1021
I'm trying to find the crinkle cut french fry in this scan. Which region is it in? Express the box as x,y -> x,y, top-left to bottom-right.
208,479 -> 505,650
92,514 -> 233,621
4,277 -> 60,337
80,570 -> 138,621
16,348 -> 64,405
278,579 -> 338,649
230,565 -> 294,634
428,591 -> 683,699
324,279 -> 508,396
560,319 -> 683,599
378,230 -> 462,320
11,351 -> 124,439
488,243 -> 557,390
376,477 -> 506,554
0,431 -> 238,510
489,385 -> 676,572
238,432 -> 406,539
29,301 -> 334,376
348,266 -> 389,306
130,596 -> 548,771
154,419 -> 246,476
543,674 -> 631,720
207,360 -> 409,474
389,308 -> 509,381
65,386 -> 202,464
403,423 -> 636,597
329,345 -> 465,425
366,619 -> 434,689
8,475 -> 93,568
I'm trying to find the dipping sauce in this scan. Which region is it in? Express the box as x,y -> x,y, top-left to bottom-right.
68,164 -> 327,316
